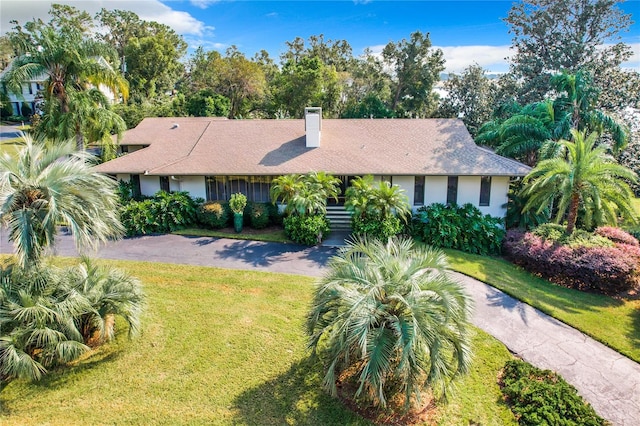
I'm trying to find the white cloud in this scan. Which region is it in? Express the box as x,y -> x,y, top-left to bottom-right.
435,45 -> 512,74
0,0 -> 208,36
190,0 -> 220,9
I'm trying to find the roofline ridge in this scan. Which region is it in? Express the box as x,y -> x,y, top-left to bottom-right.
475,145 -> 532,170
147,121 -> 212,174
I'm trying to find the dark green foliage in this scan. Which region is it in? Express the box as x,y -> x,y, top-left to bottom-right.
119,191 -> 200,236
117,179 -> 135,204
341,94 -> 395,118
412,203 -> 505,255
351,215 -> 403,242
20,102 -> 32,117
250,203 -> 270,229
267,202 -> 283,226
0,92 -> 14,118
505,180 -> 549,230
283,214 -> 330,245
500,359 -> 606,426
532,224 -> 613,248
197,201 -> 230,229
186,89 -> 230,117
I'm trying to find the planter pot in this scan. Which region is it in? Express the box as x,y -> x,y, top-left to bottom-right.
233,213 -> 244,233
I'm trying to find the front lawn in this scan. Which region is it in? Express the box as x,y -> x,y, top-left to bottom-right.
174,226 -> 290,243
445,249 -> 640,363
0,259 -> 516,425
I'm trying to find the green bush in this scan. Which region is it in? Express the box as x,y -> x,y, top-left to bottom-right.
500,359 -> 605,426
119,191 -> 200,236
198,201 -> 230,229
412,203 -> 505,255
250,203 -> 270,229
283,214 -> 330,245
20,102 -> 32,117
267,203 -> 284,226
352,214 -> 403,241
532,224 -> 614,248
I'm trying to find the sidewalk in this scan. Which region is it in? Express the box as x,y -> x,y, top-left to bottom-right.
1,232 -> 639,425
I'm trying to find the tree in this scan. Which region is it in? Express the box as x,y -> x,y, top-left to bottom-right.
215,47 -> 267,118
0,135 -> 123,268
307,236 -> 472,409
272,172 -> 340,216
97,9 -> 187,102
437,64 -> 496,137
505,0 -> 633,104
185,46 -> 222,92
186,89 -> 230,117
476,70 -> 628,166
381,31 -> 445,117
522,129 -> 637,234
3,6 -> 128,150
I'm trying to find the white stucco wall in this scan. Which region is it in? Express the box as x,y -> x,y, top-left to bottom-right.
178,176 -> 207,200
480,176 -> 509,217
457,176 -> 478,205
424,176 -> 448,206
115,173 -> 130,182
391,176 -> 415,206
140,175 -> 160,196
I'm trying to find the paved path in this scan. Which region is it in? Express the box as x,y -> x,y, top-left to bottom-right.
1,232 -> 639,425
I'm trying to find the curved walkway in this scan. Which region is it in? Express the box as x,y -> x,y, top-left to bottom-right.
1,232 -> 639,425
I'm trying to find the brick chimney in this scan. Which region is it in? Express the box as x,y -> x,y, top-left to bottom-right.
305,107 -> 322,148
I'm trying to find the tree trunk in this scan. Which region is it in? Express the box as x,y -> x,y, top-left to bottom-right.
565,192 -> 580,234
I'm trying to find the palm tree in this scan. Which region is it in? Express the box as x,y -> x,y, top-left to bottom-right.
270,172 -> 341,216
476,70 -> 628,166
522,129 -> 638,234
270,174 -> 303,207
66,258 -> 144,346
0,135 -> 123,268
307,236 -> 473,410
2,25 -> 128,150
0,263 -> 90,392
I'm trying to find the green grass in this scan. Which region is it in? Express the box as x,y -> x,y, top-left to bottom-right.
0,259 -> 516,425
0,139 -> 25,157
174,226 -> 291,243
444,249 -> 640,363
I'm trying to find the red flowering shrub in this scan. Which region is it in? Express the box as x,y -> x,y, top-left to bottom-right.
503,230 -> 640,295
594,226 -> 639,247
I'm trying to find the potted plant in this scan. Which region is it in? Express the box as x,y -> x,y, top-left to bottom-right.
229,192 -> 247,233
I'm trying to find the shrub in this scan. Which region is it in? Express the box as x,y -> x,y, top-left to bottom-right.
283,214 -> 330,245
532,224 -> 614,248
198,201 -> 229,229
229,192 -> 247,215
119,191 -> 200,236
352,214 -> 403,241
500,359 -> 605,426
20,102 -> 32,117
595,226 -> 639,246
503,229 -> 640,294
411,203 -> 505,255
267,202 -> 284,225
250,203 -> 270,229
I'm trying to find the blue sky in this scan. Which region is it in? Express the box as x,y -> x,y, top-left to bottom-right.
1,1 -> 638,72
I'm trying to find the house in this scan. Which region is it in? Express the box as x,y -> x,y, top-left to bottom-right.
95,108 -> 531,218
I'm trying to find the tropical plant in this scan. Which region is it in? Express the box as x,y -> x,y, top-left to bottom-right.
270,172 -> 341,217
307,236 -> 473,410
0,258 -> 144,391
3,13 -> 129,151
476,70 -> 629,166
270,173 -> 303,206
521,129 -> 638,234
412,203 -> 505,255
283,214 -> 330,246
229,193 -> 247,215
0,135 -> 123,268
345,175 -> 410,241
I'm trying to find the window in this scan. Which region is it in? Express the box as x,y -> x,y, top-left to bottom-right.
479,176 -> 491,206
446,176 -> 458,205
248,176 -> 273,203
205,176 -> 274,202
414,176 -> 425,205
206,176 -> 227,201
160,176 -> 170,193
380,175 -> 393,185
131,175 -> 141,199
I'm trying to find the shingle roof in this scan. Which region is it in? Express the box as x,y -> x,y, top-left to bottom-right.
95,117 -> 531,176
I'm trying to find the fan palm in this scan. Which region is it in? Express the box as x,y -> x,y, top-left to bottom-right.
0,135 -> 123,268
65,258 -> 144,346
307,236 -> 473,410
0,263 -> 90,392
522,129 -> 638,234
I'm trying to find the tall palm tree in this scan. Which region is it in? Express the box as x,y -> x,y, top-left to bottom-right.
2,26 -> 128,150
522,129 -> 638,234
0,135 -> 123,268
270,174 -> 303,207
476,70 -> 628,166
307,236 -> 473,409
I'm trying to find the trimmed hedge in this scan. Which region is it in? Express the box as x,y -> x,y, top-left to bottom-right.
503,229 -> 640,295
352,214 -> 403,241
411,203 -> 504,255
198,201 -> 230,229
120,191 -> 200,236
500,359 -> 605,426
283,214 -> 330,245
